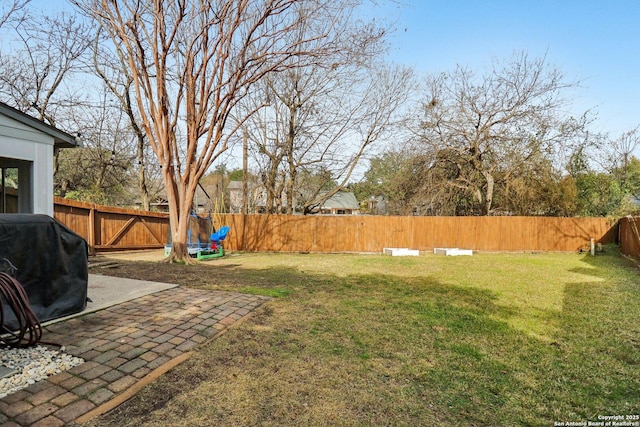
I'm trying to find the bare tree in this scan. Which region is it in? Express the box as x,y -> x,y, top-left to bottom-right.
596,127 -> 640,191
243,57 -> 413,214
56,93 -> 134,203
300,64 -> 413,214
418,52 -> 587,215
73,0 -> 368,261
91,27 -> 155,210
0,9 -> 93,188
0,11 -> 92,125
0,0 -> 28,29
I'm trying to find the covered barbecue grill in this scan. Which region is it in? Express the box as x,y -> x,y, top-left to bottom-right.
0,214 -> 88,331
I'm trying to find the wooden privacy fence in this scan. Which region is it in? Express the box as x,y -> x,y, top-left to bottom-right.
619,216 -> 640,262
54,197 -> 168,254
53,198 -> 620,255
223,214 -> 618,253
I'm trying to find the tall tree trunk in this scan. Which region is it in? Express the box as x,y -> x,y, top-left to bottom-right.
164,165 -> 188,262
284,104 -> 297,214
482,170 -> 495,215
264,168 -> 278,214
286,158 -> 297,215
136,133 -> 150,211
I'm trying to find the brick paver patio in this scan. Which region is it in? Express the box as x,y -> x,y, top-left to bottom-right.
0,286 -> 270,426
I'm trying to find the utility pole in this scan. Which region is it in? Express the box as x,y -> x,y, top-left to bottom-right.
242,127 -> 248,215
241,127 -> 248,251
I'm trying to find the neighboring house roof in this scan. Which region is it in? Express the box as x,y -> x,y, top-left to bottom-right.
0,101 -> 79,149
228,183 -> 360,213
321,191 -> 359,210
152,184 -> 212,209
228,181 -> 243,190
228,180 -> 276,209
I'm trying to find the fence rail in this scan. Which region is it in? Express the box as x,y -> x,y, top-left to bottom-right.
52,198 -> 624,255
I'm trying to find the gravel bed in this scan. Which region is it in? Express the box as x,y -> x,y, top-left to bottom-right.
0,346 -> 84,398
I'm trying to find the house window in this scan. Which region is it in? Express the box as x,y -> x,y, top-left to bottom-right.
0,167 -> 19,213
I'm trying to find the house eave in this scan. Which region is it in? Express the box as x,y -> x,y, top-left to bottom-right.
0,101 -> 80,149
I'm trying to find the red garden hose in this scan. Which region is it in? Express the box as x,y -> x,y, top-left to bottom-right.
0,272 -> 43,347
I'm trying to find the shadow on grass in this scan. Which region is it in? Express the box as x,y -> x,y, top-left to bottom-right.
94,260 -> 547,426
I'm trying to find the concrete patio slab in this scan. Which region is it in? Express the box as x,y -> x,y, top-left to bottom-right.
41,274 -> 178,326
85,274 -> 178,313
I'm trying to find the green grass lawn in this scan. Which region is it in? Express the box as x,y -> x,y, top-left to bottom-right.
92,247 -> 640,426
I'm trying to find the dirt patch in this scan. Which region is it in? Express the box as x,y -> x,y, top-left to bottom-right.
89,253 -> 247,291
92,250 -> 167,263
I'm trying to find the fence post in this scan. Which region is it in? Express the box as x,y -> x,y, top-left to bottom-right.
241,212 -> 246,251
88,206 -> 96,256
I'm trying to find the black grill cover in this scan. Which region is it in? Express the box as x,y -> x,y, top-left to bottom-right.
0,214 -> 88,330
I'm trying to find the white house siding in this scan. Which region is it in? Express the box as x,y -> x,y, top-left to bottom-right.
0,113 -> 55,216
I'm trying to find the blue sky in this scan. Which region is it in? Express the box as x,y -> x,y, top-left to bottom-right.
24,0 -> 639,139
378,0 -> 640,138
19,0 -> 640,155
